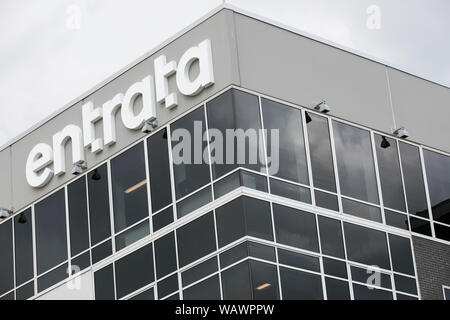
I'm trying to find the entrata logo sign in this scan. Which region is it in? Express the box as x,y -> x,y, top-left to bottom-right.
26,40 -> 214,188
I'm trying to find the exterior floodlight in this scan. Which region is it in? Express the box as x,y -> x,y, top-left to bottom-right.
91,168 -> 101,181
142,119 -> 158,133
393,127 -> 409,139
314,101 -> 331,113
0,208 -> 13,219
72,160 -> 88,175
380,136 -> 391,149
305,112 -> 312,124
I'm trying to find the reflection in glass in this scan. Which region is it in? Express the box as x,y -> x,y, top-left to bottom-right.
270,178 -> 311,204
325,277 -> 350,300
333,121 -> 378,204
88,164 -> 111,245
318,216 -> 345,258
14,209 -> 34,286
68,176 -> 90,256
280,267 -> 323,300
342,198 -> 382,223
184,275 -> 221,300
0,220 -> 14,295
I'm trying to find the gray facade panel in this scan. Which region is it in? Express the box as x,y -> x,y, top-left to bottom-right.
412,236 -> 450,299
233,13 -> 395,134
9,9 -> 240,211
0,147 -> 12,210
388,68 -> 450,154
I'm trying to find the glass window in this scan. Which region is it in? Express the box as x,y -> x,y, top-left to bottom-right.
87,164 -> 111,245
68,176 -> 90,256
352,283 -> 393,300
115,220 -> 149,251
249,260 -> 279,300
350,266 -> 391,289
130,287 -> 154,300
176,185 -> 211,218
394,274 -> 417,295
216,196 -> 273,248
325,277 -> 350,300
14,209 -> 34,286
388,235 -> 415,276
374,135 -> 406,212
306,113 -> 336,192
94,265 -> 115,300
409,216 -> 432,236
270,178 -> 311,204
183,275 -> 221,300
16,281 -> 34,300
206,89 -> 264,178
342,198 -> 382,223
111,143 -> 149,233
35,189 -> 68,274
71,251 -> 90,274
318,216 -> 345,258
147,128 -> 172,212
262,98 -> 309,184
333,121 -> 378,204
154,232 -> 177,279
176,213 -> 216,268
91,240 -> 112,264
315,190 -> 339,211
399,142 -> 429,218
152,206 -> 173,232
157,274 -> 178,298
214,169 -> 267,199
182,257 -> 218,287
115,243 -> 154,299
277,249 -> 320,272
434,223 -> 450,241
220,242 -> 248,269
323,257 -> 347,279
273,204 -> 319,252
344,223 -> 390,270
280,267 -> 323,300
385,210 -> 409,230
0,220 -> 14,295
423,149 -> 450,224
444,287 -> 450,300
248,242 -> 276,262
37,263 -> 68,293
171,106 -> 210,199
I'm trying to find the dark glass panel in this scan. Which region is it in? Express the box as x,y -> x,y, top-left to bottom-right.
423,150 -> 450,224
147,128 -> 172,212
0,292 -> 14,300
270,178 -> 311,204
183,275 -> 221,300
152,206 -> 173,232
176,213 -> 216,267
374,135 -> 406,211
182,257 -> 218,287
164,292 -> 179,300
248,242 -> 276,262
333,121 -> 378,204
397,293 -> 418,300
273,204 -> 319,252
277,249 -> 320,272
344,223 -> 390,270
71,251 -> 90,274
323,257 -> 347,279
443,287 -> 450,300
214,169 -> 267,199
262,98 -> 308,184
216,196 -> 272,248
350,266 -> 391,289
111,143 -> 149,233
130,287 -> 154,300
115,220 -> 149,251
399,142 -> 429,217
206,89 -> 264,178
221,261 -> 252,300
171,106 -> 210,199
249,260 -> 279,300
315,190 -> 339,211
0,220 -> 14,295
14,209 -> 34,286
67,176 -> 90,256
325,277 -> 350,300
353,283 -> 393,300
91,240 -> 112,264
157,274 -> 178,299
279,267 -> 323,300
220,242 -> 248,269
318,216 -> 345,258
87,164 -> 111,245
306,113 -> 336,192
115,244 -> 154,299
94,265 -> 115,300
37,263 -> 68,293
394,274 -> 417,295
385,210 -> 409,230
155,232 -> 177,279
409,216 -> 432,236
388,234 -> 415,276
176,186 -> 211,218
16,281 -> 34,300
35,189 -> 68,274
342,197 -> 382,223
434,223 -> 450,241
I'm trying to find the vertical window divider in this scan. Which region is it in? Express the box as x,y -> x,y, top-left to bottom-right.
314,214 -> 327,300
418,146 -> 436,238
174,230 -> 182,300
257,96 -> 271,194
327,119 -> 343,213
166,126 -> 178,222
203,104 -> 215,201
84,175 -> 93,266
143,138 -> 153,234
408,237 -> 422,300
301,109 -> 315,207
151,243 -> 159,300
31,205 -> 37,296
370,131 -> 386,225
64,185 -> 72,278
385,234 -> 397,300
396,141 -> 411,229
107,160 -> 116,253
11,217 -> 16,300
340,222 -> 354,300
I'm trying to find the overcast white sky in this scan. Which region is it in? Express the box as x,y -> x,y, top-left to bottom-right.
0,0 -> 449,147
